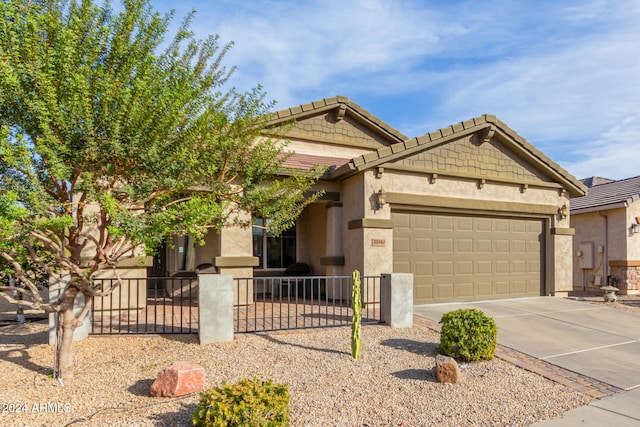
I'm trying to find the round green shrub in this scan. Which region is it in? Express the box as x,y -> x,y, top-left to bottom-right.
192,376 -> 290,427
439,308 -> 497,362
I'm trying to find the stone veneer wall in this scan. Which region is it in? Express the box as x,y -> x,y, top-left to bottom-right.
609,262 -> 640,294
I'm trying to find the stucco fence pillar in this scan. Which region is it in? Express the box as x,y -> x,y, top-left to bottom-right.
380,273 -> 413,328
197,272 -> 413,343
198,273 -> 234,344
48,275 -> 92,345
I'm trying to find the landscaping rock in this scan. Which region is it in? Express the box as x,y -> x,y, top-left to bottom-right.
435,354 -> 462,384
150,361 -> 205,397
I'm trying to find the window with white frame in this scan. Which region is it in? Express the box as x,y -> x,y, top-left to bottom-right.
252,218 -> 296,269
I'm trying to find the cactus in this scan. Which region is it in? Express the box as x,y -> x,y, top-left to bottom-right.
351,270 -> 362,359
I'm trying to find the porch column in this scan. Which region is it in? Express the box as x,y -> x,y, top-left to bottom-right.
214,209 -> 259,305
322,202 -> 345,299
549,228 -> 575,296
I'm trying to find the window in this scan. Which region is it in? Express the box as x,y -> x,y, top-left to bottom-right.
174,235 -> 195,271
252,218 -> 296,269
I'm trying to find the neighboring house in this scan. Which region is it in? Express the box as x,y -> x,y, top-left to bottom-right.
156,96 -> 586,304
571,175 -> 640,294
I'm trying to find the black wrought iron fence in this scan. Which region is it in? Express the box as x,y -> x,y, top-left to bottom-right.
90,276 -> 198,335
234,275 -> 382,333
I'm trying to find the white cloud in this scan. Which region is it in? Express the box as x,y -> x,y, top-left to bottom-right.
563,115 -> 640,180
154,0 -> 640,180
194,0 -> 463,105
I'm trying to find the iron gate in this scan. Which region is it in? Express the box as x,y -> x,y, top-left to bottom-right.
90,276 -> 198,335
234,275 -> 382,333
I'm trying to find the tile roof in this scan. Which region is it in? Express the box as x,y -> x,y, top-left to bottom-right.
331,114 -> 587,197
267,96 -> 408,143
571,175 -> 640,212
281,153 -> 350,172
581,176 -> 616,187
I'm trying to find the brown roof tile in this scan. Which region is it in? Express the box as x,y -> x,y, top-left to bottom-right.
282,153 -> 351,171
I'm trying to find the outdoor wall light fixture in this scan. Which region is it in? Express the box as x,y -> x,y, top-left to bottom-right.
632,223 -> 640,234
376,188 -> 387,208
558,203 -> 568,220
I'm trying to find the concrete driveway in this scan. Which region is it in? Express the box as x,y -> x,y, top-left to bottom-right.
414,297 -> 640,426
414,297 -> 640,390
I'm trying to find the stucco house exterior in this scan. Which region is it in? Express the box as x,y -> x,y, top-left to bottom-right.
571,175 -> 640,294
157,96 -> 586,304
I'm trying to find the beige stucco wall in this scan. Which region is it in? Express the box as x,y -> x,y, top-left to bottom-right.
357,166 -> 572,296
572,201 -> 640,293
93,268 -> 148,310
571,208 -> 622,290
298,203 -> 328,275
341,174 -> 366,276
626,202 -> 640,260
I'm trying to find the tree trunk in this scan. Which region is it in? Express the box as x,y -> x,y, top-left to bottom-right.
56,286 -> 80,380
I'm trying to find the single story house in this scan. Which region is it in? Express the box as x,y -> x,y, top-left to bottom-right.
571,175 -> 640,294
154,96 -> 586,304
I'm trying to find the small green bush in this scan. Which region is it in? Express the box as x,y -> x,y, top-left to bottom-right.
439,308 -> 497,362
192,376 -> 290,427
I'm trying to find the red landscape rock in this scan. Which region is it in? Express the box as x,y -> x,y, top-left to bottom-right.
150,361 -> 205,397
435,354 -> 462,384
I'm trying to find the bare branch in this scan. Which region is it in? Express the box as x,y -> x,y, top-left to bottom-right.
0,289 -> 58,312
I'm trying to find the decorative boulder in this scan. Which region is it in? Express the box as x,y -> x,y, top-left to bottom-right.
435,354 -> 462,384
150,361 -> 205,397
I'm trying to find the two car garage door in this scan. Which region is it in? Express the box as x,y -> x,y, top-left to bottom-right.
393,211 -> 544,304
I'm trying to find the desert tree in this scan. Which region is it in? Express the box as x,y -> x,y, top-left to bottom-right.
0,0 -> 323,379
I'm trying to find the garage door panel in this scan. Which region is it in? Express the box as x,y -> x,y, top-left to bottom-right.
394,213 -> 410,228
512,260 -> 527,273
415,238 -> 432,252
477,260 -> 492,274
435,283 -> 454,299
456,217 -> 473,231
414,215 -> 432,230
437,238 -> 454,252
394,261 -> 411,273
511,280 -> 527,294
457,282 -> 474,297
415,261 -> 432,275
394,237 -> 410,253
477,282 -> 493,296
527,279 -> 541,293
393,211 -> 544,304
511,239 -> 526,253
476,218 -> 492,232
415,284 -> 433,300
495,239 -> 510,253
494,219 -> 510,232
436,261 -> 454,275
510,220 -> 526,233
457,238 -> 473,253
495,260 -> 509,274
495,281 -> 510,295
457,260 -> 473,275
436,216 -> 454,231
477,239 -> 492,253
528,259 -> 541,273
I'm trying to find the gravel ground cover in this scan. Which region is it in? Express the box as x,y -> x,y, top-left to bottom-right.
0,318 -> 591,427
570,293 -> 640,315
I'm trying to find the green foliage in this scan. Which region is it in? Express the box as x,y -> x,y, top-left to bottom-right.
439,308 -> 497,362
0,0 -> 322,302
192,377 -> 290,427
351,270 -> 362,359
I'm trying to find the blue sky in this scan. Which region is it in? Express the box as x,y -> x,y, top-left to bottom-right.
150,0 -> 640,181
